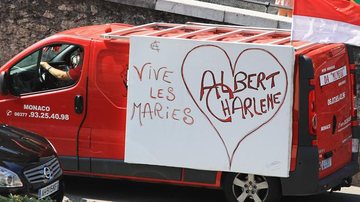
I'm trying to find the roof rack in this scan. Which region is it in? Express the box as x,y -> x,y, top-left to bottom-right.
268,36 -> 291,45
100,22 -> 313,49
101,22 -> 180,39
295,42 -> 317,51
185,22 -> 290,32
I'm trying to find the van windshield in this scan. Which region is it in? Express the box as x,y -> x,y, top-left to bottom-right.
41,44 -> 70,62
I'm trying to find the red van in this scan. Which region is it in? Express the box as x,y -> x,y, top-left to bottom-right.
0,22 -> 358,202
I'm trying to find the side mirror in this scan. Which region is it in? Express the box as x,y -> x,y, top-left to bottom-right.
0,71 -> 9,95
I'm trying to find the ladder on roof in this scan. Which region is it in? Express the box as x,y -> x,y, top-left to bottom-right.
100,22 -> 313,50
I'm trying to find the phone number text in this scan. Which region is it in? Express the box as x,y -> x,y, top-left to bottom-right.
28,112 -> 70,121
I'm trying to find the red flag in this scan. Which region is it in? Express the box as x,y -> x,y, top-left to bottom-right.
291,0 -> 360,46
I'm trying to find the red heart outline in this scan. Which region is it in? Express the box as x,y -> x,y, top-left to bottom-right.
181,44 -> 289,169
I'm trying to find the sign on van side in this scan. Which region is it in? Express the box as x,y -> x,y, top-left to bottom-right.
126,36 -> 295,177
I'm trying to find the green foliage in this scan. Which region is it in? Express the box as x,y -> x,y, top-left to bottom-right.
0,194 -> 53,202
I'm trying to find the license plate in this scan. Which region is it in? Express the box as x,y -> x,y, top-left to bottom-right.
38,180 -> 59,199
352,138 -> 359,153
320,157 -> 332,170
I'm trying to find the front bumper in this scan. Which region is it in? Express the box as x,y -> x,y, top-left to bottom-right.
0,178 -> 64,201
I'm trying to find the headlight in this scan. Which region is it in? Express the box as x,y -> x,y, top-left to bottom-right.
0,166 -> 23,187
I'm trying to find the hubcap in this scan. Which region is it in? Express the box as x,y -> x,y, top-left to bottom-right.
232,173 -> 269,202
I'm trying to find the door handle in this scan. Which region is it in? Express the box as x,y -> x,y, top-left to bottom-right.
74,95 -> 84,114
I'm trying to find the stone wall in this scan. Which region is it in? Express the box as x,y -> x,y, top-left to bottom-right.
0,0 -> 211,66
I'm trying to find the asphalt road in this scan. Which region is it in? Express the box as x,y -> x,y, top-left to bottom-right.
62,176 -> 360,202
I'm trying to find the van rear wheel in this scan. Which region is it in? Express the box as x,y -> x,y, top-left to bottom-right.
222,173 -> 281,202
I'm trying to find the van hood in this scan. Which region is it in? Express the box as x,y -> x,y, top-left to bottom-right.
0,125 -> 54,164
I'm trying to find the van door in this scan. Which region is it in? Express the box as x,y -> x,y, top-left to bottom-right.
309,45 -> 352,178
83,40 -> 128,161
0,39 -> 90,170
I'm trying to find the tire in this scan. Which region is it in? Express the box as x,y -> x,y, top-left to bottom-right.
222,172 -> 282,202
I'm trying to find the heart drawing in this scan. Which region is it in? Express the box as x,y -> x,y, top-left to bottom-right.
181,44 -> 289,169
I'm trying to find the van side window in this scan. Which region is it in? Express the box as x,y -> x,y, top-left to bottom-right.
8,44 -> 82,95
9,51 -> 41,94
95,49 -> 128,107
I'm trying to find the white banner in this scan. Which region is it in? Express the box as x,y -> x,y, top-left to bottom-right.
291,0 -> 360,46
126,36 -> 295,177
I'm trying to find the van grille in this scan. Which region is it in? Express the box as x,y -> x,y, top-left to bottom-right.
23,156 -> 62,184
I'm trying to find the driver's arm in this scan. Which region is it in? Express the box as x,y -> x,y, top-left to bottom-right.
40,62 -> 71,81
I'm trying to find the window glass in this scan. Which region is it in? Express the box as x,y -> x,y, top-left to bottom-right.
8,44 -> 83,95
9,51 -> 40,94
16,51 -> 40,68
41,44 -> 70,62
96,48 -> 128,107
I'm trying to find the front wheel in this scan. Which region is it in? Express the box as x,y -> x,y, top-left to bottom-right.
222,173 -> 281,202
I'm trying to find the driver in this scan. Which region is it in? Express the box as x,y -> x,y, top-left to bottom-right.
40,48 -> 83,81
